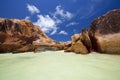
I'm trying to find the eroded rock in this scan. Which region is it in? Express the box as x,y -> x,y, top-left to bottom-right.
89,9 -> 120,54
65,33 -> 88,54
65,9 -> 120,54
0,18 -> 58,53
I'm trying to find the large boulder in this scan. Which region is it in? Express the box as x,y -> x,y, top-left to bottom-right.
0,18 -> 57,53
81,29 -> 92,52
65,9 -> 120,54
71,34 -> 80,45
88,9 -> 120,54
71,40 -> 88,54
65,33 -> 88,54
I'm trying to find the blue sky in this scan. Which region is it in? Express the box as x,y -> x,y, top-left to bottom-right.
0,0 -> 120,42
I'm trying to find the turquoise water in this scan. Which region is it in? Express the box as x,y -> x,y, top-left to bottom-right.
0,51 -> 120,80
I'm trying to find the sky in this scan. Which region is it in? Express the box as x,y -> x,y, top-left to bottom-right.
0,0 -> 120,42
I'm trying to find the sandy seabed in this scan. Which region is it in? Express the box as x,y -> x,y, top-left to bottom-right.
0,51 -> 120,80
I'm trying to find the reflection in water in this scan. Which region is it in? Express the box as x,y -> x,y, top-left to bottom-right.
0,51 -> 120,80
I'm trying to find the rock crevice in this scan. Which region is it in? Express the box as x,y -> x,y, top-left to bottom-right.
65,9 -> 120,54
0,9 -> 120,54
0,18 -> 62,53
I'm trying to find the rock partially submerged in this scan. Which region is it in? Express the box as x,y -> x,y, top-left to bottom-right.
65,9 -> 120,54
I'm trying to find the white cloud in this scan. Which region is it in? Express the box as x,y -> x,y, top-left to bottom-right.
53,5 -> 73,20
66,41 -> 71,43
25,16 -> 30,20
59,30 -> 68,35
34,15 -> 57,35
66,22 -> 79,27
32,5 -> 73,35
27,4 -> 40,14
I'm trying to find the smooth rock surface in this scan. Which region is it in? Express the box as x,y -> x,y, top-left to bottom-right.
89,9 -> 120,54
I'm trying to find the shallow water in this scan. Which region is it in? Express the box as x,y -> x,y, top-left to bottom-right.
0,51 -> 120,80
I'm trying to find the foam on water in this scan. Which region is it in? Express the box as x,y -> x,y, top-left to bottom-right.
0,51 -> 120,80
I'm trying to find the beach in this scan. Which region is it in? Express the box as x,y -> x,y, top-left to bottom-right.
0,51 -> 120,80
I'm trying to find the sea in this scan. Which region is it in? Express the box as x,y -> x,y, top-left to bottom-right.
0,51 -> 120,80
